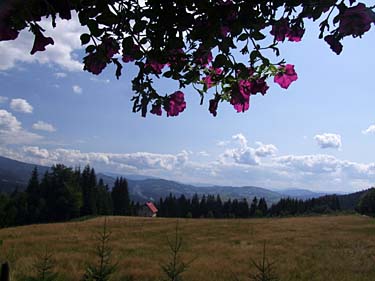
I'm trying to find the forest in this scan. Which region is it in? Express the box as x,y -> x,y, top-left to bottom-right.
1,164 -> 371,228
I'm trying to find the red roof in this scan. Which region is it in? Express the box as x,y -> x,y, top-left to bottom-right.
146,202 -> 158,213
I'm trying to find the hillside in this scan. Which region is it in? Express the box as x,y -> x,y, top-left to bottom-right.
0,156 -> 49,193
0,155 -> 363,206
0,215 -> 374,281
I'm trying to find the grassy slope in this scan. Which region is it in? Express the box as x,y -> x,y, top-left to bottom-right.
1,215 -> 375,281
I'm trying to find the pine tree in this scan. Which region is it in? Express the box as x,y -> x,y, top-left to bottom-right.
258,198 -> 268,217
250,197 -> 258,217
96,179 -> 113,215
26,167 -> 41,223
82,218 -> 116,281
111,177 -> 130,216
80,165 -> 98,216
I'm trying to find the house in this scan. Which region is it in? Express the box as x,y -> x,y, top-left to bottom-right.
138,201 -> 158,217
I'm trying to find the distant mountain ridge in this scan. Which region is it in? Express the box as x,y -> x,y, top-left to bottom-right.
0,155 -> 362,207
0,156 -> 49,193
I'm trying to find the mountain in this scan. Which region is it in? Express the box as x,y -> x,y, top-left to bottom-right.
278,188 -> 326,200
338,188 -> 371,210
0,155 -> 332,204
0,156 -> 49,193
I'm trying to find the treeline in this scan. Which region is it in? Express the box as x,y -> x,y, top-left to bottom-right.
157,193 -> 341,218
0,165 -> 135,227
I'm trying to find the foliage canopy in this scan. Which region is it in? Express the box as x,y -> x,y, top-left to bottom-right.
1,0 -> 374,116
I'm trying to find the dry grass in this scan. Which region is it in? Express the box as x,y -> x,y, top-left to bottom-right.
1,215 -> 375,281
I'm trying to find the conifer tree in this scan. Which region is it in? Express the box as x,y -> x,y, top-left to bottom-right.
80,165 -> 98,216
111,177 -> 130,216
26,167 -> 41,223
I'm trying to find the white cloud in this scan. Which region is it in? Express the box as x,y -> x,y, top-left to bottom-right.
3,142 -> 375,193
314,133 -> 342,149
232,133 -> 248,148
276,154 -> 340,174
0,109 -> 42,144
0,96 -> 8,103
0,14 -> 86,72
216,140 -> 230,147
32,121 -> 56,132
23,146 -> 50,159
10,98 -> 33,113
90,77 -> 110,83
198,151 -> 210,157
362,124 -> 375,135
0,109 -> 21,132
255,142 -> 278,157
54,72 -> 67,78
223,134 -> 278,165
13,147 -> 191,173
72,85 -> 82,94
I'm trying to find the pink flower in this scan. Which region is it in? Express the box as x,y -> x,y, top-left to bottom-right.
339,3 -> 375,37
287,26 -> 305,42
251,78 -> 269,95
230,80 -> 252,112
203,67 -> 223,89
0,25 -> 19,41
122,54 -> 134,63
203,76 -> 214,89
83,53 -> 106,75
209,98 -> 219,117
150,103 -> 162,116
122,44 -> 140,63
220,26 -> 231,37
166,91 -> 186,117
30,30 -> 54,55
146,60 -> 165,74
270,19 -> 291,42
324,35 -> 343,55
103,38 -> 119,59
168,48 -> 186,66
194,46 -> 213,66
274,64 -> 298,89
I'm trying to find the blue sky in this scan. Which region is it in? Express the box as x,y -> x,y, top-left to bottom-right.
0,13 -> 374,192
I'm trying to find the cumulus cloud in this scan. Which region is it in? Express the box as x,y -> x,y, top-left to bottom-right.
15,147 -> 191,174
23,146 -> 50,159
314,133 -> 342,149
72,85 -> 82,94
54,72 -> 67,78
32,121 -> 56,132
198,151 -> 210,157
3,141 -> 375,193
0,14 -> 86,72
10,98 -> 33,113
362,124 -> 375,135
276,154 -> 339,174
255,142 -> 278,157
0,96 -> 8,103
90,77 -> 110,83
0,109 -> 42,144
223,134 -> 278,165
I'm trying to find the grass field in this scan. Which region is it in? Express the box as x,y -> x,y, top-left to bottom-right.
1,215 -> 375,281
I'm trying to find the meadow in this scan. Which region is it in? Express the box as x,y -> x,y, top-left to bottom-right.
1,215 -> 375,281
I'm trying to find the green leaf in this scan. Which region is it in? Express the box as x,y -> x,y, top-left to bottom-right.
252,31 -> 266,41
238,33 -> 248,41
133,20 -> 147,33
163,71 -> 173,78
213,54 -> 227,68
85,45 -> 96,53
80,33 -> 91,45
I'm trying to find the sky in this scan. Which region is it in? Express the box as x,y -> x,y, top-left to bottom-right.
0,11 -> 374,193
